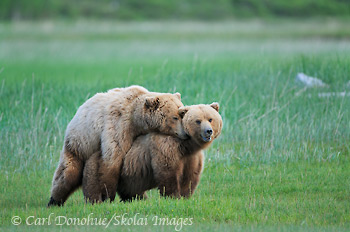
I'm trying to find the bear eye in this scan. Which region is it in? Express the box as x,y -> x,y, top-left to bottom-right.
173,117 -> 179,120
196,120 -> 201,125
209,118 -> 213,123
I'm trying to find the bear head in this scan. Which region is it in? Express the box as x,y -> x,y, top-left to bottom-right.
142,92 -> 188,139
179,102 -> 222,146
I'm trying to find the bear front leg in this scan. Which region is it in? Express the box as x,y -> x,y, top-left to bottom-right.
98,158 -> 122,202
152,153 -> 183,199
157,175 -> 181,198
180,152 -> 204,198
100,125 -> 134,202
118,191 -> 148,202
155,163 -> 183,199
48,149 -> 84,207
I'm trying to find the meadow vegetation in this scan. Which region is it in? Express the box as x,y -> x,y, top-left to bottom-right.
1,0 -> 350,20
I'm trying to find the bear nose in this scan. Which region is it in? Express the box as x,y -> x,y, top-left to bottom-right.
206,129 -> 213,135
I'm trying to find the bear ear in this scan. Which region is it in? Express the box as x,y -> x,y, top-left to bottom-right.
174,92 -> 181,100
179,106 -> 189,118
210,102 -> 220,112
145,97 -> 160,110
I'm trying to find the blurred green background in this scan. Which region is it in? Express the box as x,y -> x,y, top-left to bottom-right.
1,0 -> 349,21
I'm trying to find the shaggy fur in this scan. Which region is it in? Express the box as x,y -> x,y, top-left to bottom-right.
83,103 -> 222,202
48,85 -> 187,206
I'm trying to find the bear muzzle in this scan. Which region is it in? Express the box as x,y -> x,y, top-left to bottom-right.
201,127 -> 213,142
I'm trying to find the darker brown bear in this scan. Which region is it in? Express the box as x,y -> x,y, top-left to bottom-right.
83,103 -> 222,202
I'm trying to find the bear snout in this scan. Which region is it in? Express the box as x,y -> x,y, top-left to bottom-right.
200,126 -> 213,142
206,129 -> 213,136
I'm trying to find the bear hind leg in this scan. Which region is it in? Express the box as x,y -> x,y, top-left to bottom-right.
48,150 -> 83,207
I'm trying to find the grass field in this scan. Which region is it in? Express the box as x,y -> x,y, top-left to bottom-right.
1,20 -> 350,231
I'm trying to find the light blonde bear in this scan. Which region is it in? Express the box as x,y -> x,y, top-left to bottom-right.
48,85 -> 187,206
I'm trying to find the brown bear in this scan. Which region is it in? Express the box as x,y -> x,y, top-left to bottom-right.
48,85 -> 188,206
82,103 -> 222,202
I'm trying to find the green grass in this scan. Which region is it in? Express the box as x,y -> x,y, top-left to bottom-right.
0,20 -> 350,231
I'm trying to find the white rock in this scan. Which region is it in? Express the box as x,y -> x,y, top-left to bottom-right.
296,73 -> 327,88
306,92 -> 350,98
318,92 -> 350,98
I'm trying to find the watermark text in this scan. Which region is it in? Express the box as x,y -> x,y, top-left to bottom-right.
11,213 -> 193,231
